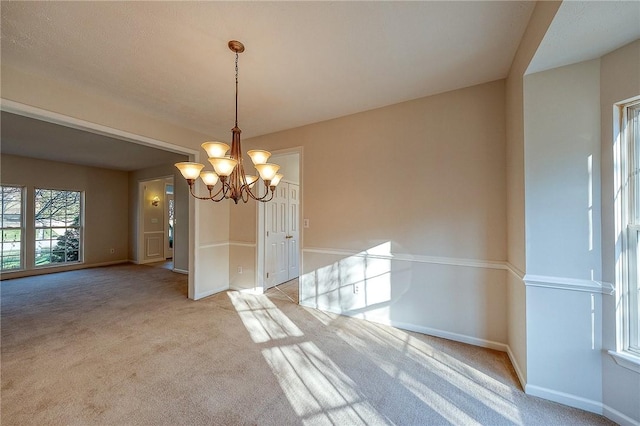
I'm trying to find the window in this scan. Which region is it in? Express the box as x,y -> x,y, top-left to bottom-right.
1,185 -> 24,271
34,189 -> 82,266
627,101 -> 640,354
614,97 -> 640,366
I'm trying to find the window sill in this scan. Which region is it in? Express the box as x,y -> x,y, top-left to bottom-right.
608,350 -> 640,374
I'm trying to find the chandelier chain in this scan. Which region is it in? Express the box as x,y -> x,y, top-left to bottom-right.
235,52 -> 239,127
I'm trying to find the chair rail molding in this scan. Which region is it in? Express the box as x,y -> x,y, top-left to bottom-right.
523,274 -> 614,294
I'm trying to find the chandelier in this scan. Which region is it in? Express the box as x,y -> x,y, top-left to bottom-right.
175,40 -> 282,204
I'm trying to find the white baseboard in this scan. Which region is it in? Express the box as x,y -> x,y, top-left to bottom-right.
385,319 -> 509,352
0,260 -> 130,280
172,268 -> 189,275
301,300 -> 508,352
137,258 -> 167,265
525,384 -> 602,415
506,345 -> 527,390
603,404 -> 640,426
194,286 -> 228,300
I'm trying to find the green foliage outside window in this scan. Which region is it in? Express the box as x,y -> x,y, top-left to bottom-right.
35,189 -> 82,266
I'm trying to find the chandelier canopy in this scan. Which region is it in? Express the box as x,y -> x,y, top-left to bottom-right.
175,40 -> 282,204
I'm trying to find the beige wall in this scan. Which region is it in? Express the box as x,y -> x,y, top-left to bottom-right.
1,154 -> 129,278
524,59 -> 603,411
247,80 -> 507,259
600,39 -> 640,423
240,80 -> 510,347
504,0 -> 560,385
128,164 -> 189,272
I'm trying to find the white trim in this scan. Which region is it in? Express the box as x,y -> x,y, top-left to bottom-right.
137,258 -> 167,265
304,248 -> 619,296
608,350 -> 640,374
0,259 -> 129,279
172,268 -> 189,275
0,99 -> 199,156
525,384 -> 602,415
383,319 -> 509,352
300,298 -> 508,352
199,242 -> 230,249
199,241 -> 257,250
603,404 -> 640,426
524,274 -> 615,294
505,262 -> 525,279
506,345 -> 527,390
303,247 -> 507,271
194,287 -> 227,300
229,241 -> 257,248
1,99 -> 197,300
257,148 -> 303,292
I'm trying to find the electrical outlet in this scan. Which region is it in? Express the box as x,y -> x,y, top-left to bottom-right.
303,219 -> 310,228
238,266 -> 243,274
354,283 -> 359,294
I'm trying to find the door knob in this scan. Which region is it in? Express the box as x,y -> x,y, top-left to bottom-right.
285,235 -> 293,239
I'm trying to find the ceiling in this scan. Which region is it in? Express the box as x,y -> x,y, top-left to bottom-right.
1,1 -> 638,171
1,112 -> 187,171
2,1 -> 536,140
528,1 -> 640,74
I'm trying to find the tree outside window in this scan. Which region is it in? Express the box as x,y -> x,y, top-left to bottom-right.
35,189 -> 82,266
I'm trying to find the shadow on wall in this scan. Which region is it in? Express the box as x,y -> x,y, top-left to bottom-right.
299,242 -> 508,346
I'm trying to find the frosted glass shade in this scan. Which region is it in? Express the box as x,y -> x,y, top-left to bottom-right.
202,142 -> 230,158
175,162 -> 204,180
270,174 -> 283,187
200,171 -> 219,186
244,175 -> 259,188
255,163 -> 280,181
209,157 -> 238,177
247,150 -> 271,165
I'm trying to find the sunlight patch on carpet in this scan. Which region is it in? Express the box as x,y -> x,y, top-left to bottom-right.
262,342 -> 389,425
228,291 -> 303,343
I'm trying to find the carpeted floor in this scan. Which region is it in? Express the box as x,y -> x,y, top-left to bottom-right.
1,263 -> 615,425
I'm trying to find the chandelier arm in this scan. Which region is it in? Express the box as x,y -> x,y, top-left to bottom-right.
240,186 -> 251,203
188,182 -> 220,201
214,180 -> 234,202
245,184 -> 275,202
208,184 -> 228,202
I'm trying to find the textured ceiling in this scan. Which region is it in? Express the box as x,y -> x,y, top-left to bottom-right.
1,1 -> 535,140
1,2 -> 637,172
1,112 -> 187,171
528,0 -> 640,74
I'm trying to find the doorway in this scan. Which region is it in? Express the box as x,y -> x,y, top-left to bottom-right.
138,176 -> 175,268
258,150 -> 301,293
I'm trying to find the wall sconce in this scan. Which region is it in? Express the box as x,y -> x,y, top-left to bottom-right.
151,196 -> 160,207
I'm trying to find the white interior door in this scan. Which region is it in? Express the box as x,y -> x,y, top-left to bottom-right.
265,182 -> 300,288
266,184 -> 288,288
287,183 -> 300,280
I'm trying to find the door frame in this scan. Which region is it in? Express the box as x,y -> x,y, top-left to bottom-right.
256,147 -> 303,292
164,179 -> 174,260
1,99 -> 199,298
137,176 -> 174,265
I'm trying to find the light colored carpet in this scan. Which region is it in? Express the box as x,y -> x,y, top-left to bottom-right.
1,263 -> 615,425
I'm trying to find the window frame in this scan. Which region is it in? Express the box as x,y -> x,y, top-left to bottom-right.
612,97 -> 640,367
0,185 -> 25,272
33,188 -> 84,268
626,101 -> 640,354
